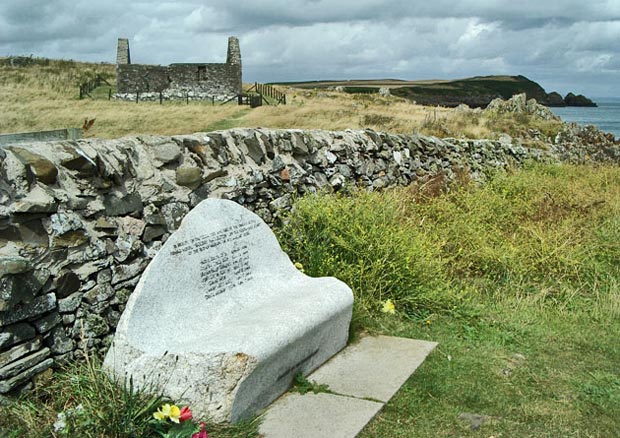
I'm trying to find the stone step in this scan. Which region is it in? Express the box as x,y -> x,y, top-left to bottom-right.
258,335 -> 437,438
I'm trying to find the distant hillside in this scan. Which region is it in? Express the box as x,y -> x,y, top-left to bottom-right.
278,75 -> 596,108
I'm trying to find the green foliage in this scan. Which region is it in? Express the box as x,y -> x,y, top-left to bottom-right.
484,111 -> 562,140
0,356 -> 165,437
343,87 -> 379,94
278,189 -> 459,325
0,356 -> 260,438
280,164 -> 620,325
290,373 -> 331,395
4,164 -> 620,437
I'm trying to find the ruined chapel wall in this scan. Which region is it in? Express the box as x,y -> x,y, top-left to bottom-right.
116,63 -> 241,100
116,64 -> 170,94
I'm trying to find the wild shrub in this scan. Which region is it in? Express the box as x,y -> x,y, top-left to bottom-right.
280,164 -> 620,321
278,190 -> 458,322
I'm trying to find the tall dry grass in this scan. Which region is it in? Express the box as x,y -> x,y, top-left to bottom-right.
0,58 -> 563,140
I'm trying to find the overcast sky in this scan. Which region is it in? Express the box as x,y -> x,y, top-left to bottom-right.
1,1 -> 619,96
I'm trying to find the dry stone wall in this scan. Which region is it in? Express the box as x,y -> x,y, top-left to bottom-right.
1,128 -> 619,396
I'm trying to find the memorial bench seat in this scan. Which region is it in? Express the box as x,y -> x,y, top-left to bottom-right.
104,199 -> 354,423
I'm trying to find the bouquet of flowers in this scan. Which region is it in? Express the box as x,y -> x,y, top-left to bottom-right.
151,404 -> 208,438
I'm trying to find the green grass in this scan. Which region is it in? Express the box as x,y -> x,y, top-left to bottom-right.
279,163 -> 620,437
203,109 -> 252,131
0,356 -> 260,438
2,163 -> 619,437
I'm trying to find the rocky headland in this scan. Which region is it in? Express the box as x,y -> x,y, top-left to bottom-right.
284,75 -> 597,108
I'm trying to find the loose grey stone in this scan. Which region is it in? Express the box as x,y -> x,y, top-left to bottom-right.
105,309 -> 122,327
48,327 -> 73,354
80,280 -> 96,292
94,217 -> 118,231
83,283 -> 114,305
103,192 -> 143,216
10,185 -> 57,214
62,314 -> 75,325
149,141 -> 182,167
97,269 -> 112,284
244,135 -> 266,165
60,146 -> 98,174
50,230 -> 89,248
46,212 -> 84,236
0,273 -> 41,311
84,314 -> 109,338
329,174 -> 345,189
111,259 -> 148,285
143,205 -> 166,225
104,199 -> 353,423
113,234 -> 142,262
0,338 -> 42,368
143,225 -> 167,243
160,202 -> 189,232
0,348 -> 50,380
34,312 -> 61,334
0,323 -> 36,350
119,217 -> 146,237
113,288 -> 132,305
0,256 -> 32,277
271,156 -> 286,172
9,148 -> 58,185
56,272 -> 81,298
0,293 -> 56,326
176,166 -> 203,188
0,358 -> 53,394
268,194 -> 292,212
57,292 -> 82,313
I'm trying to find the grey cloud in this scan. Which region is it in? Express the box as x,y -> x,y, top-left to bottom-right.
0,0 -> 618,95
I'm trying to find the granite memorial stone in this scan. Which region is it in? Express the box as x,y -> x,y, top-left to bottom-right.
103,199 -> 353,422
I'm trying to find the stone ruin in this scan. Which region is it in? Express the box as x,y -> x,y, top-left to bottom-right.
114,36 -> 242,102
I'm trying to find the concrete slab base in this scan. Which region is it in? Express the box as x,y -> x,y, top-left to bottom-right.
258,335 -> 437,438
258,392 -> 383,438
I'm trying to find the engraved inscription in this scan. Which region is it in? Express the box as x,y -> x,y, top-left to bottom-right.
170,220 -> 260,300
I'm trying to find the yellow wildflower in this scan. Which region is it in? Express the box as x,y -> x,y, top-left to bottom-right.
168,405 -> 181,423
381,299 -> 396,314
294,262 -> 305,273
153,403 -> 181,423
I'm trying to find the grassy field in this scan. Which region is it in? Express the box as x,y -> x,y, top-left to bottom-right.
0,59 -> 564,141
2,164 -> 619,437
1,57 -> 617,437
280,164 -> 620,438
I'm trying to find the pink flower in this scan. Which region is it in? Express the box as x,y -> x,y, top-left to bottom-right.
179,406 -> 193,422
192,422 -> 208,438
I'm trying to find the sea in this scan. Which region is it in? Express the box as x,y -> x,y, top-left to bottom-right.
550,97 -> 620,140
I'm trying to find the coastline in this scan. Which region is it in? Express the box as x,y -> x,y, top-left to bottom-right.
551,97 -> 620,139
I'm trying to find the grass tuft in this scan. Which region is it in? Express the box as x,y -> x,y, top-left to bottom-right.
0,355 -> 260,438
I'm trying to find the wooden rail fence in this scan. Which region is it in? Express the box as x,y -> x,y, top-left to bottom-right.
78,74 -> 112,99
